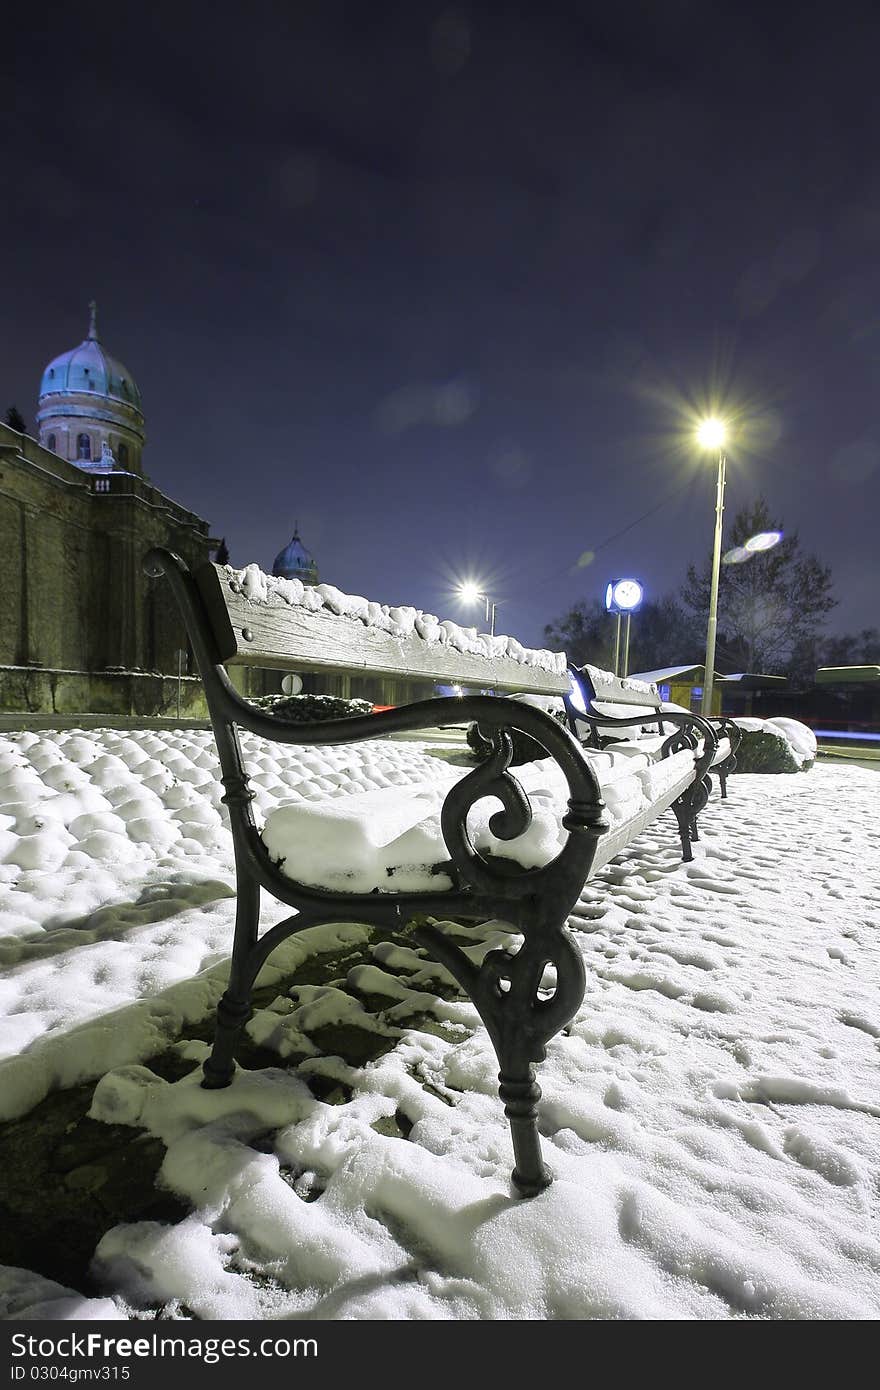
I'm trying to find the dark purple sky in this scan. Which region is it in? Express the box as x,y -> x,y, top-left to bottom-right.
5,0 -> 880,651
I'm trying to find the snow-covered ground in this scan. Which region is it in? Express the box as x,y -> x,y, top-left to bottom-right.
0,726 -> 878,1320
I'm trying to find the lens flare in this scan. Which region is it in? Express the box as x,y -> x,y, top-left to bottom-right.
722,546 -> 750,565
744,530 -> 783,552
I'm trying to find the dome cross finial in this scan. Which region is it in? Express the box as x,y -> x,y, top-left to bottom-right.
88,301 -> 98,341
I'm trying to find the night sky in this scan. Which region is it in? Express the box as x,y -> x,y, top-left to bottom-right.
5,0 -> 880,652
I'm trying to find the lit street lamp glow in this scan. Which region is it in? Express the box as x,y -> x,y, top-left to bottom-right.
459,581 -> 498,637
696,417 -> 727,451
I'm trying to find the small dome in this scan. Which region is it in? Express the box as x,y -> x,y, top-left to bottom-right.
272,527 -> 318,584
38,305 -> 141,410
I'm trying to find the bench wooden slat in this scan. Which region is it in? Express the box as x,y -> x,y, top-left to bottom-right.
588,767 -> 696,875
195,562 -> 569,695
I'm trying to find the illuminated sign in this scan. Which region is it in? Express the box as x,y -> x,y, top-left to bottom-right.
604,578 -> 644,613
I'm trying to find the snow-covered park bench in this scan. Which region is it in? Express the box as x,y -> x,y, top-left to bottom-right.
565,663 -> 742,821
144,548 -> 720,1196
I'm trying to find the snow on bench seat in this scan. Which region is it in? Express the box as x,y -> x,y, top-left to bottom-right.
261,745 -> 697,894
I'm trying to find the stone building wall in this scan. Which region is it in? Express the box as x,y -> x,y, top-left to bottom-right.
0,422 -> 214,715
0,666 -> 206,718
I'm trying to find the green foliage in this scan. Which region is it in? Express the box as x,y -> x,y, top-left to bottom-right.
5,405 -> 27,434
734,728 -> 801,774
253,692 -> 374,721
680,496 -> 836,682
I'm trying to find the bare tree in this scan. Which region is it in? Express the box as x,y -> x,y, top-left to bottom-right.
680,497 -> 836,677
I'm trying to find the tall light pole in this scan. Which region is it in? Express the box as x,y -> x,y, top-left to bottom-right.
696,417 -> 728,717
459,582 -> 498,636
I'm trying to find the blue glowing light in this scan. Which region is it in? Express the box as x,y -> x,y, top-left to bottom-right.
605,578 -> 644,613
814,729 -> 880,743
568,671 -> 588,714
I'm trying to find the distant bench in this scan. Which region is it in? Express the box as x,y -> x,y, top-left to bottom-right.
145,549 -> 719,1196
565,663 -> 741,815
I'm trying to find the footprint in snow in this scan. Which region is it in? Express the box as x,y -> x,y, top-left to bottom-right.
783,1127 -> 863,1187
839,1012 -> 880,1039
826,945 -> 851,964
685,876 -> 742,896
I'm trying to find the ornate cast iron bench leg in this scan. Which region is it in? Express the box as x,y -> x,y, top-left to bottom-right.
415,912 -> 586,1196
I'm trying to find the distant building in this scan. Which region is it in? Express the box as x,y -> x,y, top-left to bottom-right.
37,302 -> 146,476
272,525 -> 319,586
0,308 -> 215,716
237,522 -> 434,708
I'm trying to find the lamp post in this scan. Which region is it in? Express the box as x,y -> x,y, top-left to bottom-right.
696,418 -> 728,718
459,582 -> 498,636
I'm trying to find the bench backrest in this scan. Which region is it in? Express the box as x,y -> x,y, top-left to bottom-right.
194,561 -> 570,698
566,663 -> 667,744
578,664 -> 661,709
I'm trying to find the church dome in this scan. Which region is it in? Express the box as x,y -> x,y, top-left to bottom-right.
36,304 -> 146,474
272,527 -> 318,585
39,310 -> 141,409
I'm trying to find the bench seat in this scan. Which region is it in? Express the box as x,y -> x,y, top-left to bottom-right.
598,730 -> 733,766
261,743 -> 698,894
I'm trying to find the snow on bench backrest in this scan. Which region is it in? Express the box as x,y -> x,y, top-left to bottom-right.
195,561 -> 570,695
580,664 -> 661,708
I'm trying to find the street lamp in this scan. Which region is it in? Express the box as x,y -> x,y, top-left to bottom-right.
459,581 -> 498,637
696,417 -> 728,717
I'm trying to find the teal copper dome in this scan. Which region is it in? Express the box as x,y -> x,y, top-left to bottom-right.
272,526 -> 318,584
39,303 -> 141,410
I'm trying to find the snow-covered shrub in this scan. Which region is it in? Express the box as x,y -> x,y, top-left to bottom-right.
733,724 -> 802,774
764,717 -> 817,769
730,716 -> 816,772
252,693 -> 374,722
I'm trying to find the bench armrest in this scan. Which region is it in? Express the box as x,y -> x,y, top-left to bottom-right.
705,715 -> 743,754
